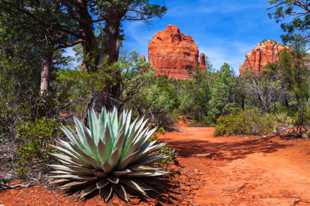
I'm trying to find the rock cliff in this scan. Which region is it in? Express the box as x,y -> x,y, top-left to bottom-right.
148,25 -> 206,80
240,40 -> 287,75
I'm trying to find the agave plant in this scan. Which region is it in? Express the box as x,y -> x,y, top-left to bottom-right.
49,107 -> 169,202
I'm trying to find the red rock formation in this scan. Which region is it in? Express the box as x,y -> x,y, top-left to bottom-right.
148,25 -> 206,80
199,53 -> 206,70
240,40 -> 288,75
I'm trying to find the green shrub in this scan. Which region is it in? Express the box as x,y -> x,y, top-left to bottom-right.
159,144 -> 177,164
151,133 -> 176,164
16,118 -> 61,177
124,74 -> 178,129
214,109 -> 276,136
54,69 -> 110,116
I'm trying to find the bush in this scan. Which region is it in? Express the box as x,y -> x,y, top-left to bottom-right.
214,109 -> 276,136
176,70 -> 210,123
151,132 -> 176,164
16,118 -> 61,177
124,73 -> 178,129
159,144 -> 177,164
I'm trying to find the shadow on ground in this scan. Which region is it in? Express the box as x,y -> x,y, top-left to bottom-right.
162,137 -> 291,161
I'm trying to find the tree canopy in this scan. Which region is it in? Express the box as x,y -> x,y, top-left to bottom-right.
268,0 -> 310,45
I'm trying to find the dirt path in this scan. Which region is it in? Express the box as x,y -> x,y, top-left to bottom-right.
161,127 -> 310,206
1,126 -> 310,206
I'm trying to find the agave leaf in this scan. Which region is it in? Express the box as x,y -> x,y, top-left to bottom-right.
125,170 -> 169,177
97,139 -> 106,165
108,128 -> 125,168
60,126 -> 78,144
87,109 -> 96,143
49,164 -> 74,173
140,128 -> 157,145
134,118 -> 148,138
112,169 -> 132,176
102,129 -> 114,163
61,127 -> 86,152
119,124 -> 136,161
107,177 -> 119,184
50,107 -> 169,201
50,152 -> 81,166
101,160 -> 113,174
141,143 -> 166,156
49,178 -> 70,185
80,185 -> 97,200
49,164 -> 94,176
74,117 -> 94,156
49,174 -> 86,180
98,109 -> 108,143
96,180 -> 109,190
131,147 -> 164,164
51,143 -> 87,166
123,110 -> 132,136
118,150 -> 140,170
134,117 -> 145,133
137,155 -> 167,166
119,185 -> 129,202
53,143 -> 100,168
59,181 -> 87,190
84,128 -> 100,163
100,186 -> 113,202
121,180 -> 147,197
112,107 -> 119,138
131,165 -> 159,171
131,127 -> 149,146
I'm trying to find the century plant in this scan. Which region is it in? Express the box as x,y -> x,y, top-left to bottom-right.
49,107 -> 170,202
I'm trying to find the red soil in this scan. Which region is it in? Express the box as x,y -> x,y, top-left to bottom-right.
1,126 -> 310,206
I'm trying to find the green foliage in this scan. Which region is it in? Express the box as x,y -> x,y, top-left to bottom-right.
268,0 -> 309,44
151,132 -> 176,164
124,63 -> 243,128
16,118 -> 61,177
177,69 -> 210,123
207,63 -> 241,123
50,108 -> 169,202
214,109 -> 276,136
123,70 -> 178,128
277,48 -> 309,131
55,69 -> 107,115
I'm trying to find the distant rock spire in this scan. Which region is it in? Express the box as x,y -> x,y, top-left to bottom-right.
199,53 -> 207,70
148,25 -> 207,80
240,40 -> 288,75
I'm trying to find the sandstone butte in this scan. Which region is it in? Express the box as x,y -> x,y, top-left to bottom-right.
240,40 -> 288,75
148,25 -> 207,80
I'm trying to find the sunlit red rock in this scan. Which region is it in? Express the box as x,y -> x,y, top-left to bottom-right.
240,40 -> 288,75
148,25 -> 206,80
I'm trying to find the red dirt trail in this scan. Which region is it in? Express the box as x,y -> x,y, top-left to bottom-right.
1,126 -> 310,206
161,126 -> 310,206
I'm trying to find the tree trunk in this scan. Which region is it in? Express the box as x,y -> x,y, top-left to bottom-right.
104,19 -> 122,64
77,1 -> 98,72
102,19 -> 123,104
40,52 -> 53,96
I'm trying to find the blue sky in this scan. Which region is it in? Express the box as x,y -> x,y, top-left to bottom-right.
121,0 -> 284,73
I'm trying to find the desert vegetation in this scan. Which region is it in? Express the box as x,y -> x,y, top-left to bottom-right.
0,0 -> 309,205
